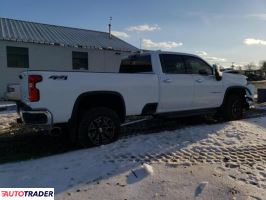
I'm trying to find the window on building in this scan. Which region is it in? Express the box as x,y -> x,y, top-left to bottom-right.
119,55 -> 152,73
6,46 -> 29,68
72,51 -> 88,70
184,56 -> 213,75
160,54 -> 186,74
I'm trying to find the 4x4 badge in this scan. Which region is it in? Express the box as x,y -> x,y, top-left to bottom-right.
49,75 -> 68,80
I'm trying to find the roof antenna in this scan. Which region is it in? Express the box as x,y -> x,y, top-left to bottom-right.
109,16 -> 112,39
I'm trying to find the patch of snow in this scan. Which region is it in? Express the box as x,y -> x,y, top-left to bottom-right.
127,163 -> 153,184
0,111 -> 17,131
143,163 -> 154,175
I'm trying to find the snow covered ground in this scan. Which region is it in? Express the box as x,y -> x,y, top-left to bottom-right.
0,111 -> 17,133
0,110 -> 266,199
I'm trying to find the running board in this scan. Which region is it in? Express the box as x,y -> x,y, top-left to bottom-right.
121,118 -> 149,127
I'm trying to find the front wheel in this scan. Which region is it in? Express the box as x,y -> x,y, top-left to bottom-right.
223,94 -> 244,121
78,107 -> 120,147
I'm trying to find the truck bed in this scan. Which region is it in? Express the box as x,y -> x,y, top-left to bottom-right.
20,71 -> 159,123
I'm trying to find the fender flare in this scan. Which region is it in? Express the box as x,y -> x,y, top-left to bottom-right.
68,91 -> 126,141
222,86 -> 251,106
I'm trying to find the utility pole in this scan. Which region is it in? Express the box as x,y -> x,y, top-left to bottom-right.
108,17 -> 112,39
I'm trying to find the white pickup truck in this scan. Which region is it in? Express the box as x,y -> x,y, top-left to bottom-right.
17,51 -> 254,147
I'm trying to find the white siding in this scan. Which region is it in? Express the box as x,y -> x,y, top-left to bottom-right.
0,41 -> 131,98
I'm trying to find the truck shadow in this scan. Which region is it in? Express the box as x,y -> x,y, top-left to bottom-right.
0,108 -> 265,164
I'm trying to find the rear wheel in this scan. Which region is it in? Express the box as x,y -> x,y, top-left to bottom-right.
78,107 -> 120,147
223,94 -> 244,121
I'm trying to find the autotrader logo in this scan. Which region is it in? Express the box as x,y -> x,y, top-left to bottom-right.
0,188 -> 54,200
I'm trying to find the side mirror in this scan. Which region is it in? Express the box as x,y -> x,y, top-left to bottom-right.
213,65 -> 223,81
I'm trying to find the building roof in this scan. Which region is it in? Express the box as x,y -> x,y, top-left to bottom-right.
0,17 -> 138,52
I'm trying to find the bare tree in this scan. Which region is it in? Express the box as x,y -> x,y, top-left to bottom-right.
260,61 -> 266,71
245,62 -> 256,71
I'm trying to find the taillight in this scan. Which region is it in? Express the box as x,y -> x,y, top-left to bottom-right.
28,75 -> 42,102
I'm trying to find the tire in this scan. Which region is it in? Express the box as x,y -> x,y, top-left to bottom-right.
78,107 -> 120,147
223,94 -> 244,121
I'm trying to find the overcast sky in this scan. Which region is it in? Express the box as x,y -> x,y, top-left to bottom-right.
1,0 -> 266,67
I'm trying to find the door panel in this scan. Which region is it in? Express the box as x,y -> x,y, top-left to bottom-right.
157,54 -> 194,113
158,74 -> 194,112
183,55 -> 224,109
192,74 -> 223,108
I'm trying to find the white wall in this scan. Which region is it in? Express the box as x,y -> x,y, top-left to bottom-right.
0,40 -> 130,99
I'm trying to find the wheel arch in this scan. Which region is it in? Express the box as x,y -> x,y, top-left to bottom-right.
222,86 -> 250,106
69,91 -> 126,141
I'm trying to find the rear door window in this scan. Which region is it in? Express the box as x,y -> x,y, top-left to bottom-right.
119,55 -> 152,73
159,54 -> 186,74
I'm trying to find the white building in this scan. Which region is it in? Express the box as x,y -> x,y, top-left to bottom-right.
0,18 -> 138,99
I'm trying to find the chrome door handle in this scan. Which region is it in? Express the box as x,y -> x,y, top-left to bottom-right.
163,78 -> 172,83
196,79 -> 203,83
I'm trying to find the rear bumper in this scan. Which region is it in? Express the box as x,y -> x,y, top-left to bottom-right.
17,102 -> 53,129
